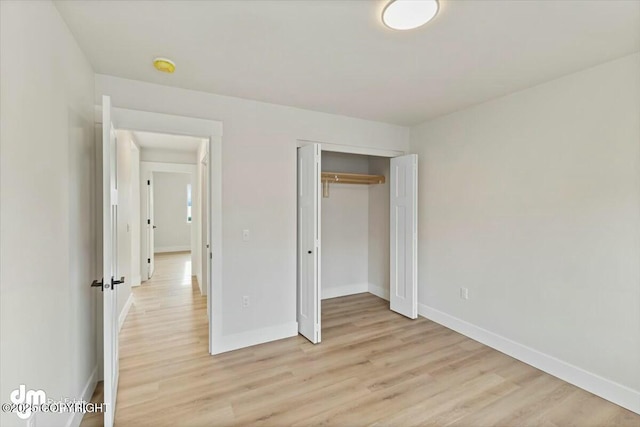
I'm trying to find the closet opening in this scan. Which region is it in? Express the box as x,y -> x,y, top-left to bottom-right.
297,143 -> 418,345
321,152 -> 390,302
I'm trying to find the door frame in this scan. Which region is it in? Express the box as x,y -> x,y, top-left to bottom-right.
146,172 -> 155,279
140,163 -> 198,281
299,140 -> 405,158
95,106 -> 223,355
200,150 -> 210,301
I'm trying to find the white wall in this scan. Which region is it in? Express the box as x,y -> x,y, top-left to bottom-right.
0,2 -> 96,426
321,152 -> 370,299
115,130 -> 134,327
96,74 -> 409,348
410,53 -> 640,410
130,141 -> 141,287
141,147 -> 196,164
322,151 -> 370,175
153,172 -> 192,252
368,157 -> 390,300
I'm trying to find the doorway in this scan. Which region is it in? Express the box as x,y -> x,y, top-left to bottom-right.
121,130 -> 209,341
95,99 -> 223,427
136,134 -> 202,286
296,141 -> 418,344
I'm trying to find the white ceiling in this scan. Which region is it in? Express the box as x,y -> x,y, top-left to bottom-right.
131,131 -> 204,152
55,0 -> 640,125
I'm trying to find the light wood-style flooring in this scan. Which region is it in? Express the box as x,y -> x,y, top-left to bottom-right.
82,252 -> 639,426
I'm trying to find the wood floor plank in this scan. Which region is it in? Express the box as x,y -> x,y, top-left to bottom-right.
81,252 -> 639,426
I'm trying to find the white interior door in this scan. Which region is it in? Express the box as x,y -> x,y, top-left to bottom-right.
102,95 -> 120,427
390,154 -> 418,319
297,144 -> 321,343
147,176 -> 155,278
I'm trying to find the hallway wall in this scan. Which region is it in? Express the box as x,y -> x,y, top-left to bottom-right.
131,142 -> 141,287
115,130 -> 138,326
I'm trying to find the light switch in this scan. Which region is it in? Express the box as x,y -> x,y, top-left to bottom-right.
242,229 -> 250,241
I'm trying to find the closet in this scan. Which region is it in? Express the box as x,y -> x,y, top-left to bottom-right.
320,152 -> 390,301
297,143 -> 418,344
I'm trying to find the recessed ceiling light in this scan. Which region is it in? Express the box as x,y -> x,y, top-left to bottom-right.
153,57 -> 176,74
382,0 -> 439,31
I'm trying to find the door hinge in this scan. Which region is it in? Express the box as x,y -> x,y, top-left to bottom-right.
147,180 -> 150,185
147,219 -> 151,225
147,258 -> 151,263
210,252 -> 212,259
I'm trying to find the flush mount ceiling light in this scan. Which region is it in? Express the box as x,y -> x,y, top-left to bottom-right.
153,57 -> 176,73
382,0 -> 439,30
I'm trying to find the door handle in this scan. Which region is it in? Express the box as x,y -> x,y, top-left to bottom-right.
308,250 -> 312,254
91,279 -> 104,291
112,276 -> 125,286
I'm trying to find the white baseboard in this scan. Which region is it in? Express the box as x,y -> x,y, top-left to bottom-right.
368,284 -> 389,301
119,292 -> 134,331
66,365 -> 98,427
212,322 -> 298,355
154,245 -> 190,253
130,275 -> 141,287
196,274 -> 207,296
418,303 -> 640,415
322,283 -> 368,300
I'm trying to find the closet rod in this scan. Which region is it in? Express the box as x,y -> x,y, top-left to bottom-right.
321,172 -> 385,185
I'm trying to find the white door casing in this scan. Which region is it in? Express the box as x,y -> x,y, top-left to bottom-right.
390,154 -> 418,319
201,151 -> 210,310
102,95 -> 120,427
95,106 -> 221,355
297,143 -> 321,343
147,176 -> 155,279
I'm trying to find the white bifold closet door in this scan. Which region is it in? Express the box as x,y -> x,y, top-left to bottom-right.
297,143 -> 321,343
390,154 -> 418,319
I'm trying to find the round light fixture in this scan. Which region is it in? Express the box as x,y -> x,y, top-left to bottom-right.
153,57 -> 176,74
382,0 -> 439,31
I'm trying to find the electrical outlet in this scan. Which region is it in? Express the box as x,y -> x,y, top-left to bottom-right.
242,229 -> 250,241
242,295 -> 250,308
460,287 -> 469,300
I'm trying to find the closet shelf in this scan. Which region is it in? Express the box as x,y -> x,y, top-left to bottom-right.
321,172 -> 385,185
